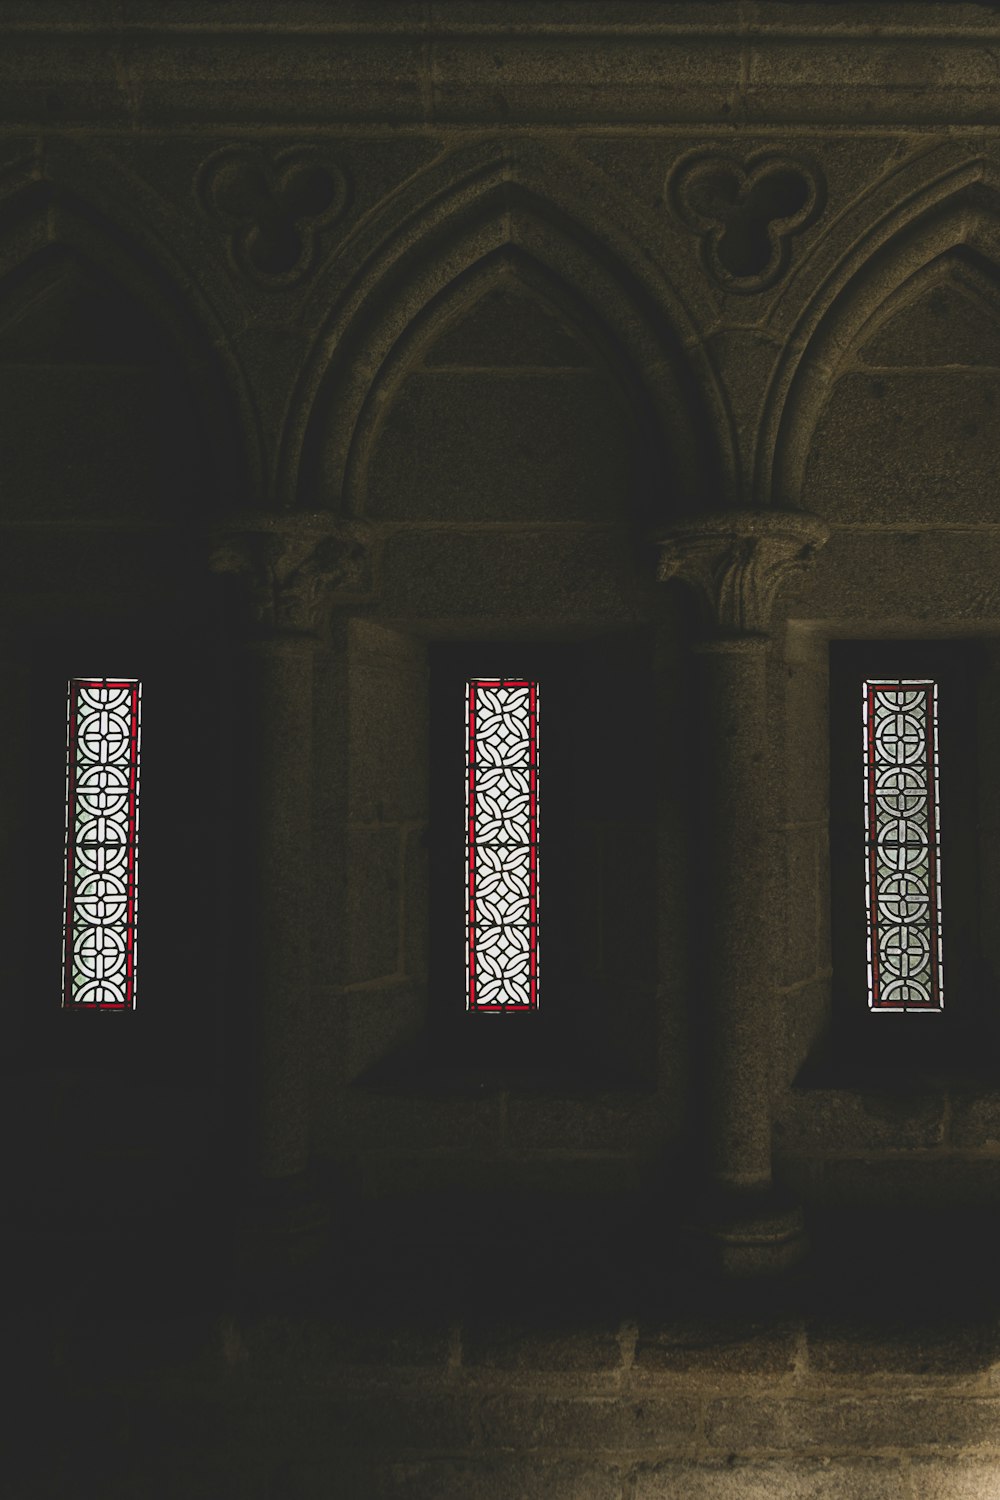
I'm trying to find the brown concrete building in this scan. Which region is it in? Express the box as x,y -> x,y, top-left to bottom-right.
4,4 -> 1000,1495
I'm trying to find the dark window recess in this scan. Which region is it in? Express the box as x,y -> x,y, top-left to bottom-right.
401,635 -> 658,1088
828,640 -> 995,1077
6,627 -> 230,1087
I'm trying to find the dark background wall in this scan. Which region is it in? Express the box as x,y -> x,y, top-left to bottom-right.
5,5 -> 1000,1497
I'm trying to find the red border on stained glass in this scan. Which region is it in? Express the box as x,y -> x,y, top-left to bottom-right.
864,680 -> 943,1013
62,678 -> 141,1011
466,678 -> 539,1013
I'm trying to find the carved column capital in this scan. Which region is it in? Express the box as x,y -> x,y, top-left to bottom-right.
655,510 -> 830,637
210,513 -> 373,636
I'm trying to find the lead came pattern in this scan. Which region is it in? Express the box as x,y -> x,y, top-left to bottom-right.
862,680 -> 943,1012
63,679 -> 141,1010
466,679 -> 539,1012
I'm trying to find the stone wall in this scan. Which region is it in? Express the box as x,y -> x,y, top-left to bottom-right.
11,1218 -> 1000,1498
6,4 -> 1000,1496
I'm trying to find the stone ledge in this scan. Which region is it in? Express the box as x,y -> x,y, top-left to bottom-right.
775,1083 -> 948,1154
704,1394 -> 1000,1451
2,5 -> 1000,128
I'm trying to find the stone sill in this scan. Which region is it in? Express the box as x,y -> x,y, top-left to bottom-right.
354,1030 -> 655,1099
777,1065 -> 1000,1157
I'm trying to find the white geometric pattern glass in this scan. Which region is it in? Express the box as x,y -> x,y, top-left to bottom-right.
62,679 -> 141,1009
465,679 -> 539,1011
862,679 -> 943,1012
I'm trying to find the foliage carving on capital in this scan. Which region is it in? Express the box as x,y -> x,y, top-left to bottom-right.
210,517 -> 372,635
656,511 -> 830,636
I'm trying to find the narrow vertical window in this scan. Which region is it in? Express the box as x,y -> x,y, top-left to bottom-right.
62,678 -> 141,1010
862,679 -> 943,1012
465,678 -> 539,1012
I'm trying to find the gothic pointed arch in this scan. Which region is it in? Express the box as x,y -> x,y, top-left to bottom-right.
322,243 -> 677,530
285,142 -> 733,519
0,166 -> 258,518
759,148 -> 1000,512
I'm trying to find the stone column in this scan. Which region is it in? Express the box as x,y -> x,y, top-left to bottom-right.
210,515 -> 370,1201
656,510 -> 829,1274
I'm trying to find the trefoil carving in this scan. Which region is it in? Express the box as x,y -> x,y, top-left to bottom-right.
196,146 -> 349,285
668,152 -> 824,294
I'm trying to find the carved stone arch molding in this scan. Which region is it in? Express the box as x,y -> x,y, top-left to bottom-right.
0,141 -> 261,512
756,143 -> 1000,511
283,140 -> 735,518
345,243 -> 686,526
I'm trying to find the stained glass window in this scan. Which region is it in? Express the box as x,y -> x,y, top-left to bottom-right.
62,677 -> 142,1010
862,679 -> 943,1012
465,678 -> 539,1012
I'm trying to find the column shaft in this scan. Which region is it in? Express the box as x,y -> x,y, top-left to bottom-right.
655,509 -> 829,1271
244,633 -> 315,1180
696,637 -> 772,1192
